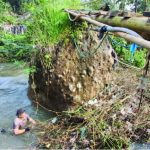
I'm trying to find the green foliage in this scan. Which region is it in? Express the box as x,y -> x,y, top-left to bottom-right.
26,0 -> 81,46
0,0 -> 17,23
43,53 -> 53,69
83,0 -> 121,10
24,65 -> 36,74
109,35 -> 147,67
4,0 -> 33,14
86,0 -> 150,12
4,0 -> 21,13
14,60 -> 36,74
0,33 -> 35,62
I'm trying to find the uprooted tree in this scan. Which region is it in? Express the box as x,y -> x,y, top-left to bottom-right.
1,0 -> 148,148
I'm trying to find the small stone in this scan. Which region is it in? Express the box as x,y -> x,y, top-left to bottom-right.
147,129 -> 150,134
75,70 -> 79,74
77,82 -> 82,90
82,70 -> 87,75
87,99 -> 98,105
125,121 -> 133,131
49,69 -> 54,72
58,74 -> 63,78
46,144 -> 50,148
74,95 -> 81,102
70,76 -> 76,82
93,77 -> 99,83
112,114 -> 116,120
51,117 -> 58,124
69,83 -> 76,92
88,66 -> 94,76
81,75 -> 85,78
62,71 -> 66,75
31,83 -> 36,89
120,108 -> 126,116
127,107 -> 133,114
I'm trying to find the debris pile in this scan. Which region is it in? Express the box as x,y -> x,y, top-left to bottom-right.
33,67 -> 150,149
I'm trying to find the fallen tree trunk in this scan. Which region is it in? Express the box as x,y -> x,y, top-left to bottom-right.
65,9 -> 150,50
68,10 -> 150,40
93,14 -> 150,40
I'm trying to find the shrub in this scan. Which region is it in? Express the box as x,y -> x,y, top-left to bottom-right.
109,35 -> 147,67
0,33 -> 35,62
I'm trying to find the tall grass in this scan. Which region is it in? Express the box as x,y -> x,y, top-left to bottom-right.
26,0 -> 81,46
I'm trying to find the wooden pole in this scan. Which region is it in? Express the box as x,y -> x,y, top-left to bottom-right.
65,9 -> 150,50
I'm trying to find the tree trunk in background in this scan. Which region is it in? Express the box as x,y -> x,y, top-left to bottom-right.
135,0 -> 138,13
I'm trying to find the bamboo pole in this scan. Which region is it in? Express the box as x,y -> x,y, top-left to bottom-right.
65,9 -> 150,50
93,15 -> 150,40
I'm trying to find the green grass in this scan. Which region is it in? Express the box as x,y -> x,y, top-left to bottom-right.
26,0 -> 81,46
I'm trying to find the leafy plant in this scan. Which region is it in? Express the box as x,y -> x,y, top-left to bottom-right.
13,60 -> 36,74
0,33 -> 36,62
109,35 -> 147,67
24,65 -> 36,74
43,53 -> 53,69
